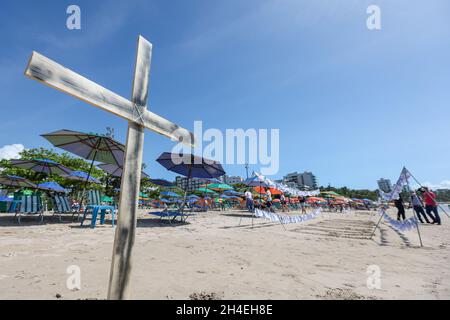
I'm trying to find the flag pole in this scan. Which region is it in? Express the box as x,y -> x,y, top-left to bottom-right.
405,176 -> 423,247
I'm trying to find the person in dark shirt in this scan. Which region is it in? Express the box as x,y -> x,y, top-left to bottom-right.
394,195 -> 406,221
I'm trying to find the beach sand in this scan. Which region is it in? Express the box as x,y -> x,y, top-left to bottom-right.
0,208 -> 449,300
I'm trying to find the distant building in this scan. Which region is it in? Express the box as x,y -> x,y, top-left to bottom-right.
175,177 -> 211,192
377,178 -> 392,193
282,171 -> 318,189
220,175 -> 243,185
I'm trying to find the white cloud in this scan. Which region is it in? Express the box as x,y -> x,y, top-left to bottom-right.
422,180 -> 450,190
0,144 -> 25,161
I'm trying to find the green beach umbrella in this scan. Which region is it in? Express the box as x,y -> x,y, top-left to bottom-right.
207,183 -> 234,191
196,187 -> 217,194
101,195 -> 114,203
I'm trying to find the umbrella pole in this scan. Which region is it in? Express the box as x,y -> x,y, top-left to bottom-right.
77,150 -> 98,219
406,178 -> 423,247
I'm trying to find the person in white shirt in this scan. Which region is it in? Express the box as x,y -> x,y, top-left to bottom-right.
265,189 -> 273,211
244,190 -> 253,212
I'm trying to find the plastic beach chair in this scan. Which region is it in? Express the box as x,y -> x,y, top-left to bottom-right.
52,194 -> 74,221
81,190 -> 115,228
15,195 -> 44,224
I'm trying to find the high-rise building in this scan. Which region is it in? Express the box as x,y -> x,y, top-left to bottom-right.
282,171 -> 318,189
377,178 -> 392,193
175,177 -> 212,192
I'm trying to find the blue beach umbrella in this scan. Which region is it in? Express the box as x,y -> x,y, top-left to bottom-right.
37,181 -> 68,193
160,191 -> 181,198
156,153 -> 225,180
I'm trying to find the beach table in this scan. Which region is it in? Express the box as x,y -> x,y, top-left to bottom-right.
81,205 -> 116,229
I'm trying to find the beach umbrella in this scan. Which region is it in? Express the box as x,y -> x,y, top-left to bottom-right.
156,153 -> 225,180
37,181 -> 68,193
64,170 -> 101,184
42,130 -> 125,166
224,190 -> 244,197
196,187 -> 217,194
160,191 -> 181,198
149,179 -> 175,187
321,191 -> 342,198
157,152 -> 226,208
307,197 -> 326,203
42,130 -> 125,206
10,158 -> 73,176
268,187 -> 283,195
207,183 -> 234,191
0,175 -> 37,189
101,195 -> 114,203
253,186 -> 266,194
97,163 -> 149,179
243,175 -> 270,188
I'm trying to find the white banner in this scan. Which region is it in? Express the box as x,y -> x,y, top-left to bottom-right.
255,208 -> 322,224
379,209 -> 418,232
379,167 -> 411,201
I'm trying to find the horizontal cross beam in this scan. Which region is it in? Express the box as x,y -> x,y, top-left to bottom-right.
24,52 -> 194,146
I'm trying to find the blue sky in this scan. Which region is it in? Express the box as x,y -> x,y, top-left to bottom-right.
0,0 -> 449,189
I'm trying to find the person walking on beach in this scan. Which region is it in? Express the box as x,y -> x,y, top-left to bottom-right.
394,195 -> 406,221
245,189 -> 254,212
265,189 -> 274,212
299,196 -> 307,214
410,192 -> 431,223
422,187 -> 441,225
280,193 -> 289,212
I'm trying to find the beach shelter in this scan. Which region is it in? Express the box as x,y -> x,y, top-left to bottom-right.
196,187 -> 217,194
321,191 -> 342,198
307,197 -> 326,203
148,179 -> 175,187
98,163 -> 149,179
65,171 -> 101,184
101,195 -> 114,203
160,191 -> 181,198
37,181 -> 68,193
268,187 -> 283,195
156,153 -> 225,180
42,130 -> 125,206
243,175 -> 270,187
156,152 -> 225,209
253,186 -> 266,194
0,175 -> 37,189
11,158 -> 73,176
207,183 -> 233,191
42,130 -> 125,166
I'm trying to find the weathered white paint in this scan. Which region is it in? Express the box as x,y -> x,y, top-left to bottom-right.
25,51 -> 194,146
108,36 -> 150,300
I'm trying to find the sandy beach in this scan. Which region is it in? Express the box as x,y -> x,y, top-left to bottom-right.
0,208 -> 448,300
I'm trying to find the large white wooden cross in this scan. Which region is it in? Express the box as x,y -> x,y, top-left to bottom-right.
25,35 -> 195,299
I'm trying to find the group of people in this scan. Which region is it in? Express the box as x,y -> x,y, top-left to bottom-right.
394,187 -> 442,225
244,189 -> 307,214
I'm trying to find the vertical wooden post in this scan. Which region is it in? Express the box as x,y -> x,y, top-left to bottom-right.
108,36 -> 152,300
